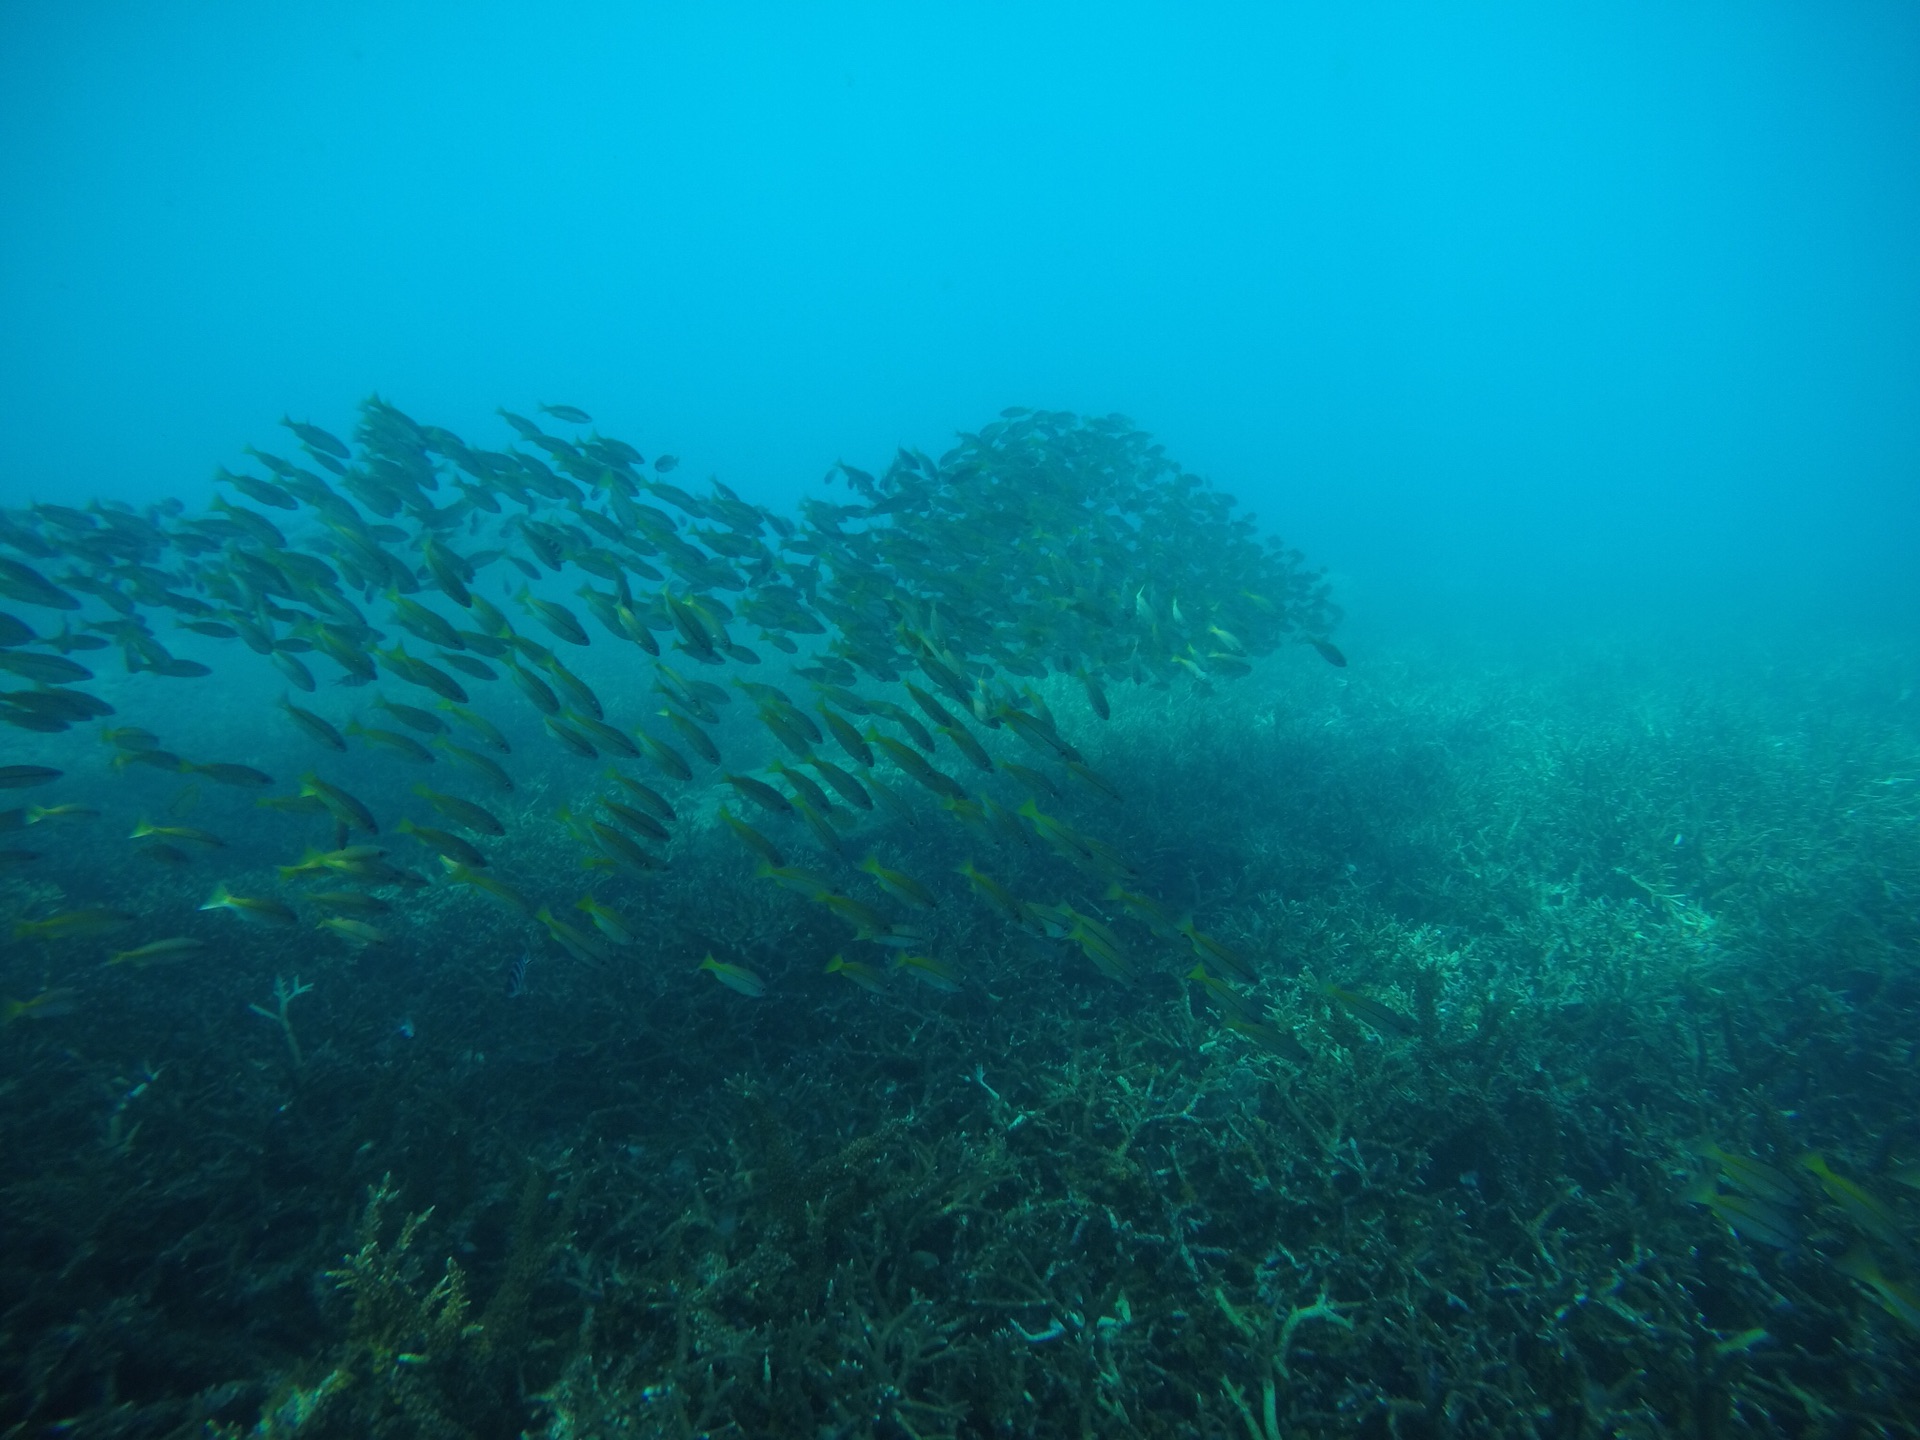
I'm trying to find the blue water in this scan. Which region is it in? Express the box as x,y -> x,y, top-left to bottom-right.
2,7 -> 1918,1436
4,3 -> 1916,637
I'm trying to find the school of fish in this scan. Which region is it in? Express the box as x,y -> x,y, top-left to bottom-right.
3,398 -> 1915,1334
1,399 -> 1346,1041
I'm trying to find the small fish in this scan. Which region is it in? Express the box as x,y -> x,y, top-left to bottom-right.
751,867 -> 833,905
306,890 -> 392,917
698,953 -> 765,997
396,817 -> 487,867
903,682 -> 959,732
129,819 -> 225,848
575,895 -> 636,945
219,467 -> 297,509
255,792 -> 330,816
603,798 -> 670,843
1693,1144 -> 1801,1207
663,592 -> 717,655
302,773 -> 379,834
278,844 -> 389,880
825,953 -> 887,992
723,772 -> 793,816
567,710 -> 639,759
818,705 -> 873,767
185,761 -> 275,788
371,696 -> 447,734
545,716 -> 599,758
271,649 -> 317,692
44,625 -> 108,652
0,649 -> 92,684
418,534 -> 473,606
377,644 -> 468,703
538,403 -> 593,424
13,908 -> 135,942
518,589 -> 590,646
996,761 -> 1058,801
1179,919 -> 1256,983
937,723 -> 994,773
1106,884 -> 1180,939
890,953 -> 960,992
1222,1013 -> 1311,1063
607,769 -> 676,821
280,416 -> 350,458
588,821 -> 663,873
412,784 -> 505,836
440,702 -> 510,752
439,650 -> 498,680
346,721 -> 436,764
756,704 -> 813,757
639,731 -> 692,782
1320,982 -> 1416,1038
804,754 -> 871,810
956,860 -> 1031,927
663,708 -> 722,763
1685,1176 -> 1800,1250
1016,799 -> 1122,874
1077,669 -> 1110,720
112,748 -> 185,773
994,704 -> 1078,761
867,729 -> 966,800
320,916 -> 392,947
1063,759 -> 1121,801
1310,639 -> 1347,668
866,774 -> 917,828
872,702 -> 935,754
720,808 -> 786,867
279,695 -> 347,750
1187,963 -> 1254,1018
0,764 -> 61,788
1062,912 -> 1135,981
4,987 -> 78,1024
860,855 -> 938,908
26,803 -> 99,825
1835,1244 -> 1920,1331
504,947 -> 533,998
792,796 -> 848,859
199,884 -> 298,927
100,727 -> 160,752
768,760 -> 832,814
0,556 -> 78,610
440,857 -> 532,913
388,593 -> 466,651
434,738 -> 514,791
1799,1154 -> 1908,1251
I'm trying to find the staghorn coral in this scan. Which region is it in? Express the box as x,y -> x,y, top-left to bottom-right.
4,632 -> 1919,1437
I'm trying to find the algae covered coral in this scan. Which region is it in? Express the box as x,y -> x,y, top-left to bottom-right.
0,401 -> 1916,1437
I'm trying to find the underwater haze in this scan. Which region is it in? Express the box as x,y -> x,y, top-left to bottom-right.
6,2 -> 1920,633
2,5 -> 1920,1438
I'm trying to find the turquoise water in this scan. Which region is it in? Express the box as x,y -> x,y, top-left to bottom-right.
2,6 -> 1918,1436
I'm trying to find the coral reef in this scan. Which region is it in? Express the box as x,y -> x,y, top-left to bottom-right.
4,630 -> 1914,1437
